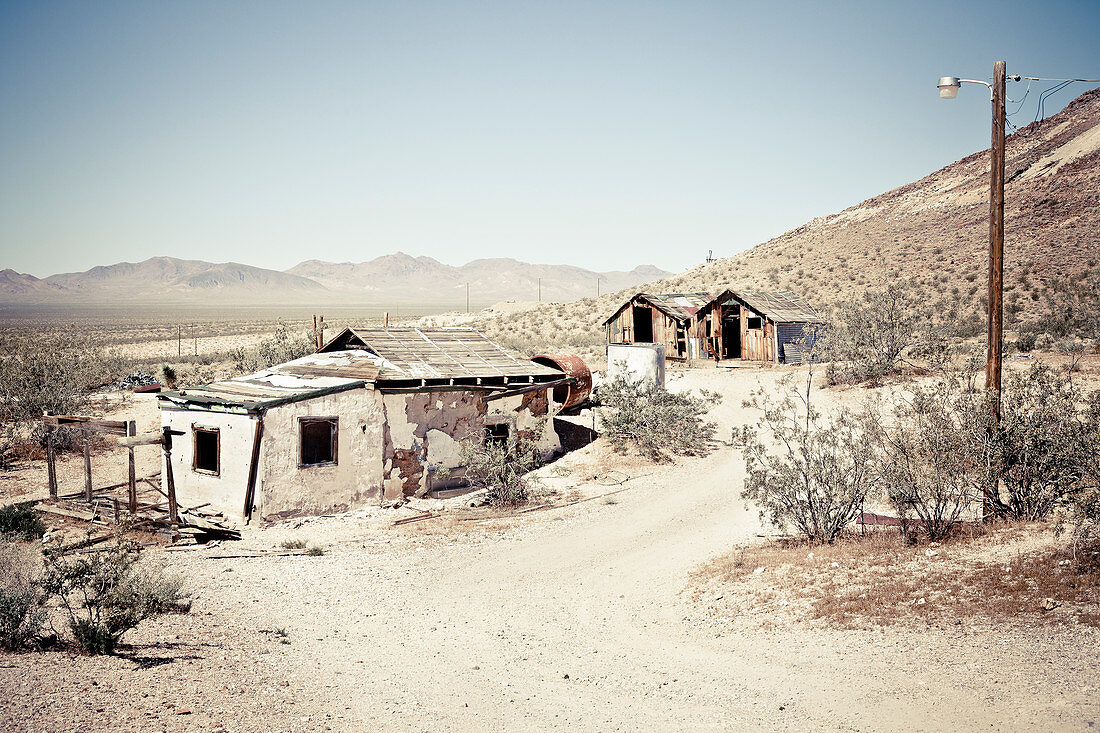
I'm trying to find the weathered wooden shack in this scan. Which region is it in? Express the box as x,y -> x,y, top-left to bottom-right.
157,328 -> 578,522
695,289 -> 824,363
604,289 -> 822,364
602,292 -> 713,360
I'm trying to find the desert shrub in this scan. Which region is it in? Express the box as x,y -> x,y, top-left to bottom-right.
987,364 -> 1096,520
455,430 -> 544,507
822,288 -> 922,384
0,502 -> 45,541
0,335 -> 127,422
1036,273 -> 1100,342
1014,324 -> 1041,352
229,323 -> 315,374
0,539 -> 46,650
598,373 -> 718,461
823,286 -> 973,385
158,363 -> 178,389
0,423 -> 18,471
1062,390 -> 1100,549
865,380 -> 988,541
736,374 -> 874,543
43,532 -> 187,655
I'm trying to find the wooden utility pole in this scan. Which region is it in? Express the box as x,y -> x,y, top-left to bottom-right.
177,325 -> 182,357
978,60 -> 1008,521
192,324 -> 197,356
987,60 -> 1006,421
538,277 -> 542,303
466,283 -> 470,314
597,278 -> 600,298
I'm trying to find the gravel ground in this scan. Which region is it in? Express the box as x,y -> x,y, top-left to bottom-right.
2,365 -> 1098,731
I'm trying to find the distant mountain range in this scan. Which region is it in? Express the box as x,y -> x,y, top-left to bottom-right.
0,254 -> 670,306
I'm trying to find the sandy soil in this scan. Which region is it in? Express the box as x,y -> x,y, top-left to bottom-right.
1,365 -> 1097,731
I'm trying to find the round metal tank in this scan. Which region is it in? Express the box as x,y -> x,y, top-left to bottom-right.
530,354 -> 592,410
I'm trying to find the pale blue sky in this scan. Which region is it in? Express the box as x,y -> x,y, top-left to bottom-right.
1,0 -> 1097,277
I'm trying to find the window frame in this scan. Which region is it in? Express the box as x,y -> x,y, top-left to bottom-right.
192,425 -> 221,476
298,417 -> 339,468
483,420 -> 511,449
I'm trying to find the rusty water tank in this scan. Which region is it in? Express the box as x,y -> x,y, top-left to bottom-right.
530,354 -> 592,410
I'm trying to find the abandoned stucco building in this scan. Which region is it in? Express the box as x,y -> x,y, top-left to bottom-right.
604,289 -> 823,363
157,328 -> 578,522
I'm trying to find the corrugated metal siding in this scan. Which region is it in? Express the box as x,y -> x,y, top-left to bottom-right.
777,323 -> 819,364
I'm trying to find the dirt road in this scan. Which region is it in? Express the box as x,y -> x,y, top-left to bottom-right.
2,366 -> 1097,731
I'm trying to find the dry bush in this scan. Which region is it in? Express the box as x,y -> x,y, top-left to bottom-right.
0,334 -> 127,422
823,284 -> 977,385
991,364 -> 1099,521
864,380 -> 987,541
0,503 -> 45,541
453,430 -> 544,507
736,370 -> 874,543
0,538 -> 46,650
697,525 -> 1100,628
599,373 -> 718,462
42,531 -> 187,655
228,323 -> 314,375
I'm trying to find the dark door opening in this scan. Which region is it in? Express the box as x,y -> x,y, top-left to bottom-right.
632,306 -> 653,342
722,317 -> 741,359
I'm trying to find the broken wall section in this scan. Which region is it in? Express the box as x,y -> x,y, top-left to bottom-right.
381,388 -> 559,501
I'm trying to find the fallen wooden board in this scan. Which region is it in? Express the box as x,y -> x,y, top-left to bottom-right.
393,513 -> 439,526
46,534 -> 112,554
35,504 -> 97,522
203,550 -> 312,559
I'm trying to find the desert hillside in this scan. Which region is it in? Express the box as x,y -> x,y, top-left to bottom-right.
470,87 -> 1100,356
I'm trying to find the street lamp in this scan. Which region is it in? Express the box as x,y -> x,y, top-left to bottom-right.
937,61 -> 1008,423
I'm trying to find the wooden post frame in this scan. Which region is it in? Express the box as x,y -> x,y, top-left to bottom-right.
45,431 -> 58,499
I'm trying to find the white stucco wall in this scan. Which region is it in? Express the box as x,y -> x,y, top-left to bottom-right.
160,383 -> 562,521
160,409 -> 259,519
256,386 -> 384,522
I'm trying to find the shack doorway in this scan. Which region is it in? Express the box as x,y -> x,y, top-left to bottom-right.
632,306 -> 654,342
722,314 -> 741,359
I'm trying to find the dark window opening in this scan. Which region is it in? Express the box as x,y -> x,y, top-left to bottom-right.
300,418 -> 338,467
747,317 -> 763,330
193,427 -> 220,475
485,422 -> 510,448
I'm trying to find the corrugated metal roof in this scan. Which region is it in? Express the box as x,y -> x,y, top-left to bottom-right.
603,292 -> 715,324
158,350 -> 377,411
725,290 -> 824,323
321,327 -> 564,381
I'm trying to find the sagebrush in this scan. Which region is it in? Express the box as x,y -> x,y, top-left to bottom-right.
42,532 -> 187,654
598,372 -> 718,461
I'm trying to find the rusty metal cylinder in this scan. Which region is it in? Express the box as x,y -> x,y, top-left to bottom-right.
530,354 -> 592,410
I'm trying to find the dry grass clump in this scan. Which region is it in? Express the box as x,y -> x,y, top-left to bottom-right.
695,524 -> 1100,629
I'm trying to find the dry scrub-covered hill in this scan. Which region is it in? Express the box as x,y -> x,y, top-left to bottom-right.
471,88 -> 1100,358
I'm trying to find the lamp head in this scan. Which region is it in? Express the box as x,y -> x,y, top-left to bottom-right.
937,76 -> 961,99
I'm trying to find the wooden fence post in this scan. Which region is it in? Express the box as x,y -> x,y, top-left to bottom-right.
128,447 -> 137,513
45,429 -> 58,500
82,429 -> 93,501
162,426 -> 179,522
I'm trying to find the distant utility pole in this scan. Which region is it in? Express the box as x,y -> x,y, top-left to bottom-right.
466,283 -> 470,314
193,324 -> 197,357
538,277 -> 542,303
177,326 -> 181,357
597,278 -> 600,298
